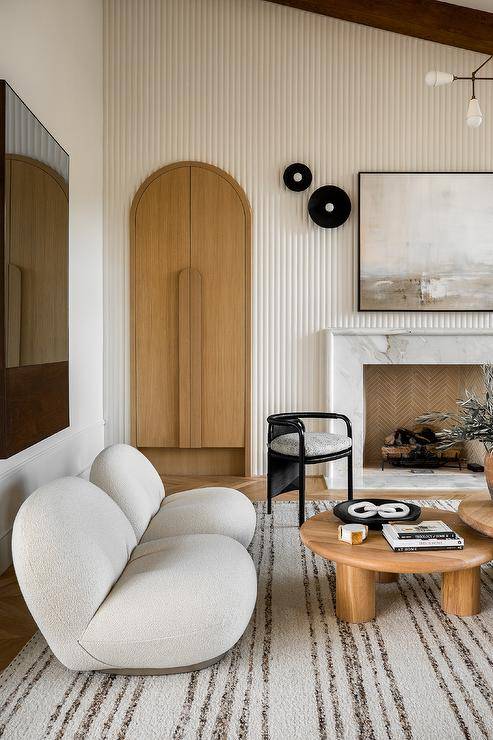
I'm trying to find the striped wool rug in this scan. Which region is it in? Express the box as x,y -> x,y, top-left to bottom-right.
1,500 -> 493,740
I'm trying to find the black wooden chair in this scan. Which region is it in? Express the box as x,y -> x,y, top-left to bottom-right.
267,412 -> 353,526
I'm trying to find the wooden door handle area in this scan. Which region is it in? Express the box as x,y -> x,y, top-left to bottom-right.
178,268 -> 202,448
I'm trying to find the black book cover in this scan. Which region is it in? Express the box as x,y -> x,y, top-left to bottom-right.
389,544 -> 464,552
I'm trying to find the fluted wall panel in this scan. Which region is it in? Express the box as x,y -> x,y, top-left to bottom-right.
104,0 -> 493,475
5,85 -> 69,181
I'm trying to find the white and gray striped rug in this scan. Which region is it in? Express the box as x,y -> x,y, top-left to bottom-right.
1,500 -> 493,740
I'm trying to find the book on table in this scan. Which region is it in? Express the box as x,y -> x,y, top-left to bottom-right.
382,522 -> 464,552
385,520 -> 459,540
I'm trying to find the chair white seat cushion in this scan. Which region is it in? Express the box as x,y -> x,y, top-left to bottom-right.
269,431 -> 351,458
140,487 -> 256,548
80,534 -> 257,670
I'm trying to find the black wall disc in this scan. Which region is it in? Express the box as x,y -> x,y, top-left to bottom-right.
283,163 -> 312,192
308,185 -> 351,228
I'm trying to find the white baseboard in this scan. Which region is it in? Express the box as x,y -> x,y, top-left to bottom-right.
0,420 -> 105,574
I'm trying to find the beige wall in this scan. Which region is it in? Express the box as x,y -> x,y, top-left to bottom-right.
0,0 -> 104,571
104,0 -> 493,474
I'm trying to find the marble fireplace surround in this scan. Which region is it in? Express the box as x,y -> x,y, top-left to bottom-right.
324,329 -> 493,489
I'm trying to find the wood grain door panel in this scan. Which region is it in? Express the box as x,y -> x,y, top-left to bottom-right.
134,166 -> 190,447
132,161 -> 251,473
191,167 -> 246,448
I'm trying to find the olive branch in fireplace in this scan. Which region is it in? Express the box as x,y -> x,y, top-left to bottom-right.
418,364 -> 493,454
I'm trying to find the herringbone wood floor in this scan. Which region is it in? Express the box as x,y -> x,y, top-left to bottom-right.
0,567 -> 37,672
0,476 -> 482,672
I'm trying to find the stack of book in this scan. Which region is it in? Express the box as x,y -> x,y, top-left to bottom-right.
382,520 -> 464,552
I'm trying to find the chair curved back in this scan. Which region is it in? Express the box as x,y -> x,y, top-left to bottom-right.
12,477 -> 136,670
90,444 -> 164,541
267,412 -> 305,443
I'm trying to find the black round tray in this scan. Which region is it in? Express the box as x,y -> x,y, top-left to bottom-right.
333,498 -> 421,530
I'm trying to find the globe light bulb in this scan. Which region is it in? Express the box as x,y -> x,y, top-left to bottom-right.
466,96 -> 483,128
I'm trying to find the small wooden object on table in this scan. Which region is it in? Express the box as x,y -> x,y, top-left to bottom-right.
458,494 -> 493,538
301,507 -> 493,623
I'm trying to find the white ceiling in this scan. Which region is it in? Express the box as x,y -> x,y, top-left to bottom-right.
438,0 -> 493,11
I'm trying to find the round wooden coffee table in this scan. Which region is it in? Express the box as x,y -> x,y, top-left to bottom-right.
300,507 -> 493,623
458,494 -> 493,538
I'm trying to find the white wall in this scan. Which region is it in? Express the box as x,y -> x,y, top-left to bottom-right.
104,0 -> 493,475
0,0 -> 104,570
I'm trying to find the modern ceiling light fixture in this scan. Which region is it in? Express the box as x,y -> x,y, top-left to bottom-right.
425,54 -> 493,128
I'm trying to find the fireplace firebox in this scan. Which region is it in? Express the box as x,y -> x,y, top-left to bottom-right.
380,425 -> 462,470
364,364 -> 483,470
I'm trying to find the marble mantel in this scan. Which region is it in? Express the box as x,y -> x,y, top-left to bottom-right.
324,329 -> 493,489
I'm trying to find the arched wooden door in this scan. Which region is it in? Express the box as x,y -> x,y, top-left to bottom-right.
131,162 -> 251,475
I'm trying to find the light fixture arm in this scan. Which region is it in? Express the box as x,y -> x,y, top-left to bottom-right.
425,54 -> 492,127
452,54 -> 493,87
473,54 -> 493,77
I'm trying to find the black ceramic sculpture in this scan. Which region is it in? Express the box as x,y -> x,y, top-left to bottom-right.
333,498 -> 421,530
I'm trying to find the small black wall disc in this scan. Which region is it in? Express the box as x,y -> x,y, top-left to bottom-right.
308,185 -> 351,228
283,163 -> 312,192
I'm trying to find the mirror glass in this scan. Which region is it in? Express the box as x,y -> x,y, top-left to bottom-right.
4,84 -> 69,368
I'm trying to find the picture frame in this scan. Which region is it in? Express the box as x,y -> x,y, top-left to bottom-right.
358,171 -> 493,312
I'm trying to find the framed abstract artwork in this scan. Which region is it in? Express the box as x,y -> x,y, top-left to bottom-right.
358,172 -> 493,311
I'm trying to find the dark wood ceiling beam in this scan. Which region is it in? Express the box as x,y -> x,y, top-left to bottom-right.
266,0 -> 493,55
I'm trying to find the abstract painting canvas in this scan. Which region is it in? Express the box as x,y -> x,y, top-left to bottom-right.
359,172 -> 493,311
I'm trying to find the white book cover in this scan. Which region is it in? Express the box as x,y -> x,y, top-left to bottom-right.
382,525 -> 464,548
387,520 -> 455,537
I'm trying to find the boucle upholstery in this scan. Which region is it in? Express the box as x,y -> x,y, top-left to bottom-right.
12,477 -> 136,671
12,476 -> 258,673
90,444 -> 164,541
270,431 -> 352,458
81,534 -> 257,670
142,487 -> 256,548
91,444 -> 256,548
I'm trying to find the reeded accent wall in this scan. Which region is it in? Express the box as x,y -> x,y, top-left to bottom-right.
5,86 -> 69,181
104,0 -> 493,475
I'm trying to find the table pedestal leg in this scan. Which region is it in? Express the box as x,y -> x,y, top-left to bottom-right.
376,572 -> 399,584
441,567 -> 481,616
336,563 -> 375,623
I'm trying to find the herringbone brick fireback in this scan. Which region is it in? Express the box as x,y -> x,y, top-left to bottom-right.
364,364 -> 483,466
